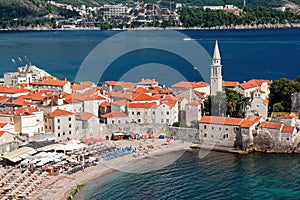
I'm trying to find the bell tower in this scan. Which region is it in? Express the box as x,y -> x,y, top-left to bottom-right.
210,40 -> 223,96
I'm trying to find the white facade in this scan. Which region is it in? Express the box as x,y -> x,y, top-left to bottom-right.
210,40 -> 223,96
45,111 -> 76,142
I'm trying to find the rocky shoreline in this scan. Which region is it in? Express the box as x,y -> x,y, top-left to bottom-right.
1,23 -> 300,32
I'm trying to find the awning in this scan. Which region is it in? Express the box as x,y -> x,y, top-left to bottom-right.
2,147 -> 37,163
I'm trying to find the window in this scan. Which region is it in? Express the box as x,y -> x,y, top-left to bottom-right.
45,125 -> 48,129
166,119 -> 169,123
69,131 -> 72,135
204,125 -> 207,129
226,128 -> 228,131
153,111 -> 155,115
145,112 -> 147,115
58,119 -> 60,123
49,126 -> 52,130
69,124 -> 71,128
167,111 -> 169,115
118,120 -> 121,124
137,112 -> 140,116
161,112 -> 163,115
63,132 -> 65,136
132,112 -> 134,115
58,133 -> 60,137
58,126 -> 60,129
112,120 -> 114,124
204,133 -> 207,137
219,127 -> 222,131
138,119 -> 141,123
212,127 -> 214,130
69,117 -> 71,121
161,119 -> 164,123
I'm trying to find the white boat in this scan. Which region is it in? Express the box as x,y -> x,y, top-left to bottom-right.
183,37 -> 192,41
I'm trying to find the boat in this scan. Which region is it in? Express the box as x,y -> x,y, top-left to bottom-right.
183,37 -> 192,41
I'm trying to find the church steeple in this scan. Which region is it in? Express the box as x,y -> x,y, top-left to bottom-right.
213,40 -> 221,61
210,40 -> 223,96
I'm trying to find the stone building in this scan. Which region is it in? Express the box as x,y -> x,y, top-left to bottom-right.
199,116 -> 243,148
45,109 -> 75,142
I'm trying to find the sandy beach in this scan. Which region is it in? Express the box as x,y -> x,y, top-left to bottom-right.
32,139 -> 191,200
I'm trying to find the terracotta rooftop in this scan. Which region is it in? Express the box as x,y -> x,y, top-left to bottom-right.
101,112 -> 128,118
199,116 -> 243,126
172,81 -> 209,89
137,79 -> 158,85
100,101 -> 111,108
240,116 -> 262,128
128,102 -> 157,109
132,93 -> 159,101
31,77 -> 68,87
0,123 -> 8,128
0,85 -> 28,94
281,112 -> 298,119
0,131 -> 5,137
47,109 -> 73,117
193,90 -> 206,99
222,81 -> 239,88
260,121 -> 282,129
112,100 -> 128,107
239,79 -> 272,90
2,107 -> 39,116
281,126 -> 295,133
71,82 -> 94,90
75,112 -> 93,121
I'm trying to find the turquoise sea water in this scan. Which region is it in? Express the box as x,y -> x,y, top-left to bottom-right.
75,151 -> 300,200
0,29 -> 299,85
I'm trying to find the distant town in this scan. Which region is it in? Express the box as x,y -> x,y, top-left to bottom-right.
0,40 -> 300,198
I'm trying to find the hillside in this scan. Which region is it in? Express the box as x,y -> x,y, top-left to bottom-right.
0,0 -> 78,28
54,0 -> 300,7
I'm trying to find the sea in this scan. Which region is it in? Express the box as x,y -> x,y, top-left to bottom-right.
0,28 -> 300,86
75,150 -> 300,200
1,28 -> 300,199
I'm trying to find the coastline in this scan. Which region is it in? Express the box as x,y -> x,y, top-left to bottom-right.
32,139 -> 190,200
1,23 -> 300,32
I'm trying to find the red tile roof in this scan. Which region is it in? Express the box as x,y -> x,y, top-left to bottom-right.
281,112 -> 298,119
172,81 -> 209,89
193,90 -> 206,99
0,131 -> 5,137
239,79 -> 272,90
199,116 -> 243,126
48,109 -> 73,117
68,93 -> 106,101
240,116 -> 262,128
128,102 -> 157,109
100,101 -> 111,108
0,85 -> 28,94
222,81 -> 239,88
112,100 -> 128,107
5,98 -> 33,106
101,112 -> 128,118
137,79 -> 158,85
281,126 -> 295,133
260,121 -> 282,129
2,107 -> 39,116
30,77 -> 68,87
71,82 -> 94,90
132,93 -> 158,101
75,112 -> 93,121
0,123 -> 8,128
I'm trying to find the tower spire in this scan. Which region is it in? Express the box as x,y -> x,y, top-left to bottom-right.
213,40 -> 221,60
